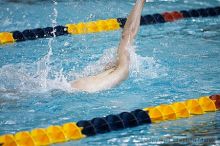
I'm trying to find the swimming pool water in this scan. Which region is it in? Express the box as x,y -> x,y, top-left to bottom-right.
0,0 -> 220,145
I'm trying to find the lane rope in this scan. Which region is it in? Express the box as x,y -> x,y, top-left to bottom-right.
0,6 -> 219,45
0,94 -> 219,146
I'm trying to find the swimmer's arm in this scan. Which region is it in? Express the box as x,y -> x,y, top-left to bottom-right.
117,0 -> 145,67
71,67 -> 119,92
121,0 -> 145,42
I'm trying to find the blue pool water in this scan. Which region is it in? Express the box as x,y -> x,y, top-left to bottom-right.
0,0 -> 220,145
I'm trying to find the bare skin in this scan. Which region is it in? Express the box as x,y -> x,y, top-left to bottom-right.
71,0 -> 145,93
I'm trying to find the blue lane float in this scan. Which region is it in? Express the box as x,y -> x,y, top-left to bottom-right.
77,109 -> 151,136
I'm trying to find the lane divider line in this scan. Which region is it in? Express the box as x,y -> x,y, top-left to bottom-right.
0,94 -> 219,146
0,6 -> 219,45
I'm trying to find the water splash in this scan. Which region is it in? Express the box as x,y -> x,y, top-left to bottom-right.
72,45 -> 167,81
33,0 -> 72,91
0,0 -> 71,96
39,0 -> 58,88
0,44 -> 166,97
74,47 -> 118,78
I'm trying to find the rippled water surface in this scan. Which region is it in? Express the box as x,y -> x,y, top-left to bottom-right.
0,0 -> 220,145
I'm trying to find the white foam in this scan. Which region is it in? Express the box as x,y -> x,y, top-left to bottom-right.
74,45 -> 167,80
0,58 -> 72,94
75,47 -> 118,78
129,46 -> 167,80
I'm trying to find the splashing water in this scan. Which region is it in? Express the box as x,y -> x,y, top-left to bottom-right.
0,45 -> 165,95
33,0 -> 72,92
0,0 -> 71,95
40,0 -> 57,89
72,45 -> 167,80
